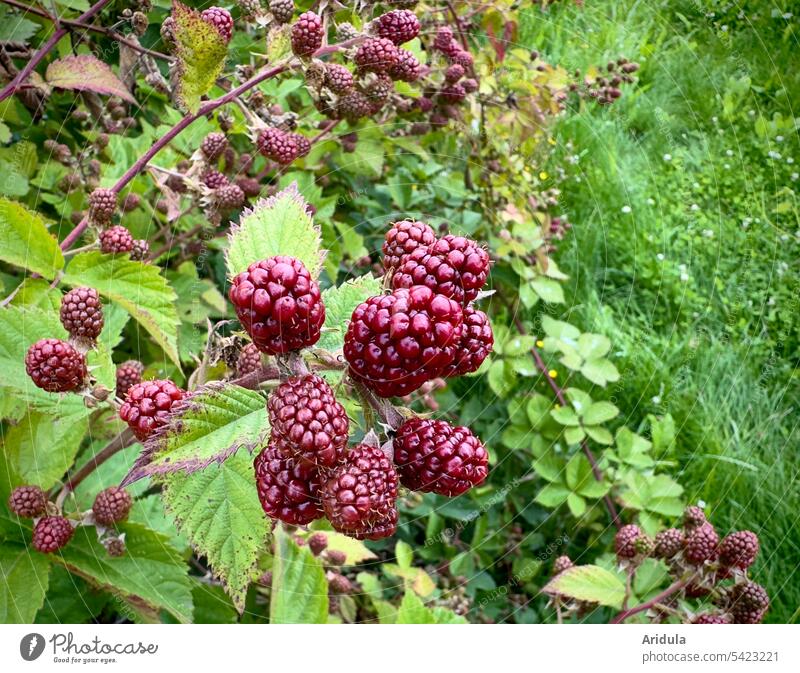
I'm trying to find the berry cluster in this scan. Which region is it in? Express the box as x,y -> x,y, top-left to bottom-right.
567,56 -> 640,106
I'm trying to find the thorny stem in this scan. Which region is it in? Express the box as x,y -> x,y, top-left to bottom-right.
610,577 -> 690,624
445,0 -> 470,51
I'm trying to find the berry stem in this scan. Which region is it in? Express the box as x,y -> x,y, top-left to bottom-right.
610,577 -> 689,624
352,379 -> 405,431
444,0 -> 470,50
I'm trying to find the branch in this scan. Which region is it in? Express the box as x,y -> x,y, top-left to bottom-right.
610,578 -> 689,623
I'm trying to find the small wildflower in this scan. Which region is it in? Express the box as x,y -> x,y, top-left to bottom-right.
621,205 -> 632,214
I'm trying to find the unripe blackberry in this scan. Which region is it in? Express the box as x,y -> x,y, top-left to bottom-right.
440,83 -> 466,104
391,234 -> 490,306
382,219 -> 436,271
119,379 -> 185,441
201,132 -> 228,161
654,528 -> 684,559
343,285 -> 464,398
337,90 -> 371,122
268,374 -> 349,469
433,26 -> 459,56
203,169 -> 229,189
322,444 -> 398,540
32,516 -> 74,553
729,581 -> 769,624
121,193 -> 141,212
229,256 -> 325,354
256,127 -> 301,164
88,188 -> 117,225
615,524 -> 641,559
325,64 -> 354,93
8,485 -> 47,518
335,22 -> 357,42
416,96 -> 433,113
99,225 -> 134,254
103,537 -> 126,557
445,64 -> 465,83
450,50 -> 474,69
291,11 -> 323,58
269,0 -> 294,24
161,16 -> 177,49
236,343 -> 262,376
25,338 -> 87,393
254,439 -> 324,525
215,184 -> 246,210
328,573 -> 352,593
200,6 -> 234,43
326,549 -> 346,565
92,486 -> 133,525
60,286 -> 104,341
355,38 -> 399,74
553,555 -> 573,575
442,305 -> 492,377
684,522 -> 719,565
461,78 -> 478,93
634,534 -> 655,557
236,177 -> 261,198
361,73 -> 393,113
693,613 -> 731,624
115,360 -> 144,398
373,10 -> 420,45
393,418 -> 488,496
719,530 -> 759,570
308,532 -> 328,556
683,505 -> 706,530
130,239 -> 150,261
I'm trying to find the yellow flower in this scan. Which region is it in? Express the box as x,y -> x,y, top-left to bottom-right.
548,369 -> 558,379
536,339 -> 544,348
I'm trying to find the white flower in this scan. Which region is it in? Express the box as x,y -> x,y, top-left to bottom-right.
663,153 -> 672,162
690,203 -> 700,211
621,205 -> 631,214
748,109 -> 755,116
776,135 -> 784,142
702,229 -> 714,237
768,150 -> 781,160
726,149 -> 734,157
724,163 -> 731,169
712,116 -> 718,123
680,273 -> 689,282
647,198 -> 656,205
791,172 -> 799,181
787,157 -> 794,164
657,253 -> 665,261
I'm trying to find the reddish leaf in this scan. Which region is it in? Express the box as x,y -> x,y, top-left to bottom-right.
45,54 -> 135,103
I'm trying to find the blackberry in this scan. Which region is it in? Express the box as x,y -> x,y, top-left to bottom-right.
449,50 -> 474,69
269,0 -> 294,24
693,613 -> 731,624
442,305 -> 493,377
326,549 -> 346,565
553,555 -> 573,575
103,537 -> 126,557
8,485 -> 47,518
291,133 -> 311,158
321,444 -> 398,540
439,83 -> 466,104
88,188 -> 117,225
614,524 -> 641,559
684,522 -> 719,565
325,64 -> 354,93
32,516 -> 74,553
267,374 -> 349,469
634,535 -> 655,557
119,379 -> 185,441
355,38 -> 399,74
719,530 -> 759,570
256,127 -> 301,164
343,285 -> 463,398
654,528 -> 684,559
25,338 -> 87,393
337,90 -> 372,122
60,286 -> 104,341
99,225 -> 134,254
201,132 -> 229,161
203,169 -> 229,189
373,10 -> 420,45
382,219 -> 436,271
328,573 -> 352,593
116,360 -> 144,398
444,63 -> 465,83
683,505 -> 707,530
130,239 -> 150,261
391,234 -> 490,306
291,11 -> 323,58
200,6 -> 234,43
308,532 -> 328,556
215,184 -> 246,210
361,74 -> 393,113
254,438 -> 324,525
236,343 -> 262,376
340,132 -> 358,152
729,581 -> 769,624
121,193 -> 141,212
92,486 -> 133,525
416,96 -> 433,113
335,22 -> 357,42
433,26 -> 459,56
461,78 -> 478,93
236,177 -> 262,198
229,256 -> 325,354
393,418 -> 488,496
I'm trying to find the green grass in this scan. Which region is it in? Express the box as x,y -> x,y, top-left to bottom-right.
520,0 -> 800,621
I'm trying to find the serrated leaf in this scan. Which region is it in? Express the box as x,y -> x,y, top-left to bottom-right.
551,405 -> 580,426
535,483 -> 570,507
271,527 -> 328,623
122,384 -> 268,484
530,277 -> 565,303
266,23 -> 291,62
396,590 -> 434,624
0,544 -> 50,623
583,401 -> 619,425
0,6 -> 40,44
226,183 -> 324,279
161,451 -> 271,612
543,564 -> 625,608
316,274 -> 382,352
63,251 -> 180,368
172,0 -> 228,113
45,54 -> 135,103
0,198 -> 64,279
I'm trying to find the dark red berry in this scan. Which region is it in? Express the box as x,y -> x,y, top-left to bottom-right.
130,239 -> 150,261
201,132 -> 228,161
442,305 -> 492,377
654,527 -> 684,559
200,6 -> 234,42
337,90 -> 372,122
440,83 -> 466,103
553,555 -> 573,575
326,549 -> 346,565
614,524 -> 641,559
88,188 -> 117,225
321,444 -> 398,540
693,613 -> 731,624
343,285 -> 463,398
389,48 -> 422,82
119,379 -> 185,441
373,10 -> 420,45
383,220 -> 436,271
103,537 -> 126,557
99,225 -> 134,254
236,343 -> 262,376
229,256 -> 324,355
393,418 -> 488,496
328,573 -> 352,593
236,177 -> 261,198
32,516 -> 74,553
354,38 -> 399,74
719,530 -> 759,570
683,505 -> 707,530
92,486 -> 133,525
256,127 -> 301,164
325,64 -> 354,93
729,581 -> 769,624
291,11 -> 323,58
268,374 -> 349,469
445,63 -> 465,83
684,522 -> 719,564
115,360 -> 144,399
60,286 -> 103,341
291,132 -> 311,158
203,169 -> 229,189
8,485 -> 47,518
308,532 -> 328,555
269,0 -> 294,23
254,438 -> 324,525
121,193 -> 141,212
449,50 -> 474,69
391,234 -> 490,306
25,338 -> 87,393
433,26 -> 458,55
461,78 -> 478,93
215,183 -> 245,210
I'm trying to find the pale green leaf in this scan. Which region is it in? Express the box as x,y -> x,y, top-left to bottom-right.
0,544 -> 50,623
530,277 -> 565,303
395,540 -> 413,568
316,274 -> 382,352
535,483 -> 570,507
577,333 -> 611,359
551,405 -> 580,426
541,315 -> 580,340
307,530 -> 376,566
396,590 -> 434,624
584,425 -> 614,445
543,564 -> 625,608
270,527 -> 328,623
0,198 -> 64,279
583,401 -> 619,425
581,358 -> 620,386
566,492 -> 586,517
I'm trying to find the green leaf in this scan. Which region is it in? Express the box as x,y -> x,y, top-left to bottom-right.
0,6 -> 40,44
581,358 -> 620,386
566,492 -> 586,517
0,198 -> 64,279
577,333 -> 611,359
395,540 -> 413,568
487,359 -> 515,397
226,183 -> 324,279
535,484 -> 570,507
0,544 -> 50,623
584,425 -> 613,445
396,590 -> 434,624
541,315 -> 579,340
63,251 -> 180,368
56,523 -> 193,623
316,274 -> 382,352
45,55 -> 135,103
306,530 -> 376,566
583,401 -> 619,425
564,425 -> 586,444
530,277 -> 565,303
543,564 -> 625,608
161,451 -> 271,612
270,527 -> 328,623
172,0 -> 228,113
123,385 -> 268,484
551,405 -> 580,426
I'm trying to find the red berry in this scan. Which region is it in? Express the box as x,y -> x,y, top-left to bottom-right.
719,530 -> 759,570
236,343 -> 262,376
684,522 -> 719,564
256,127 -> 301,164
215,183 -> 246,210
433,26 -> 458,55
440,83 -> 466,103
236,177 -> 262,198
373,10 -> 420,45
130,239 -> 150,261
308,532 -> 328,555
442,305 -> 493,376
683,505 -> 707,530
449,50 -> 474,69
121,193 -> 141,212
343,285 -> 464,398
321,444 -> 398,540
103,537 -> 126,557
354,38 -> 399,74
729,581 -> 769,624
25,338 -> 87,393
201,132 -> 228,161
32,516 -> 74,553
88,188 -> 117,225
291,132 -> 311,158
92,486 -> 133,525
115,360 -> 144,398
325,64 -> 354,93
291,11 -> 323,58
654,527 -> 685,559
119,379 -> 185,441
693,613 -> 731,624
461,78 -> 478,93
200,6 -> 234,42
382,219 -> 436,271
269,0 -> 294,23
614,524 -> 641,559
254,439 -> 324,525
229,256 -> 325,355
393,418 -> 488,496
337,90 -> 372,122
391,234 -> 490,306
445,63 -> 465,83
553,555 -> 573,575
8,485 -> 47,518
60,286 -> 103,341
389,48 -> 422,82
203,169 -> 229,189
99,225 -> 134,254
